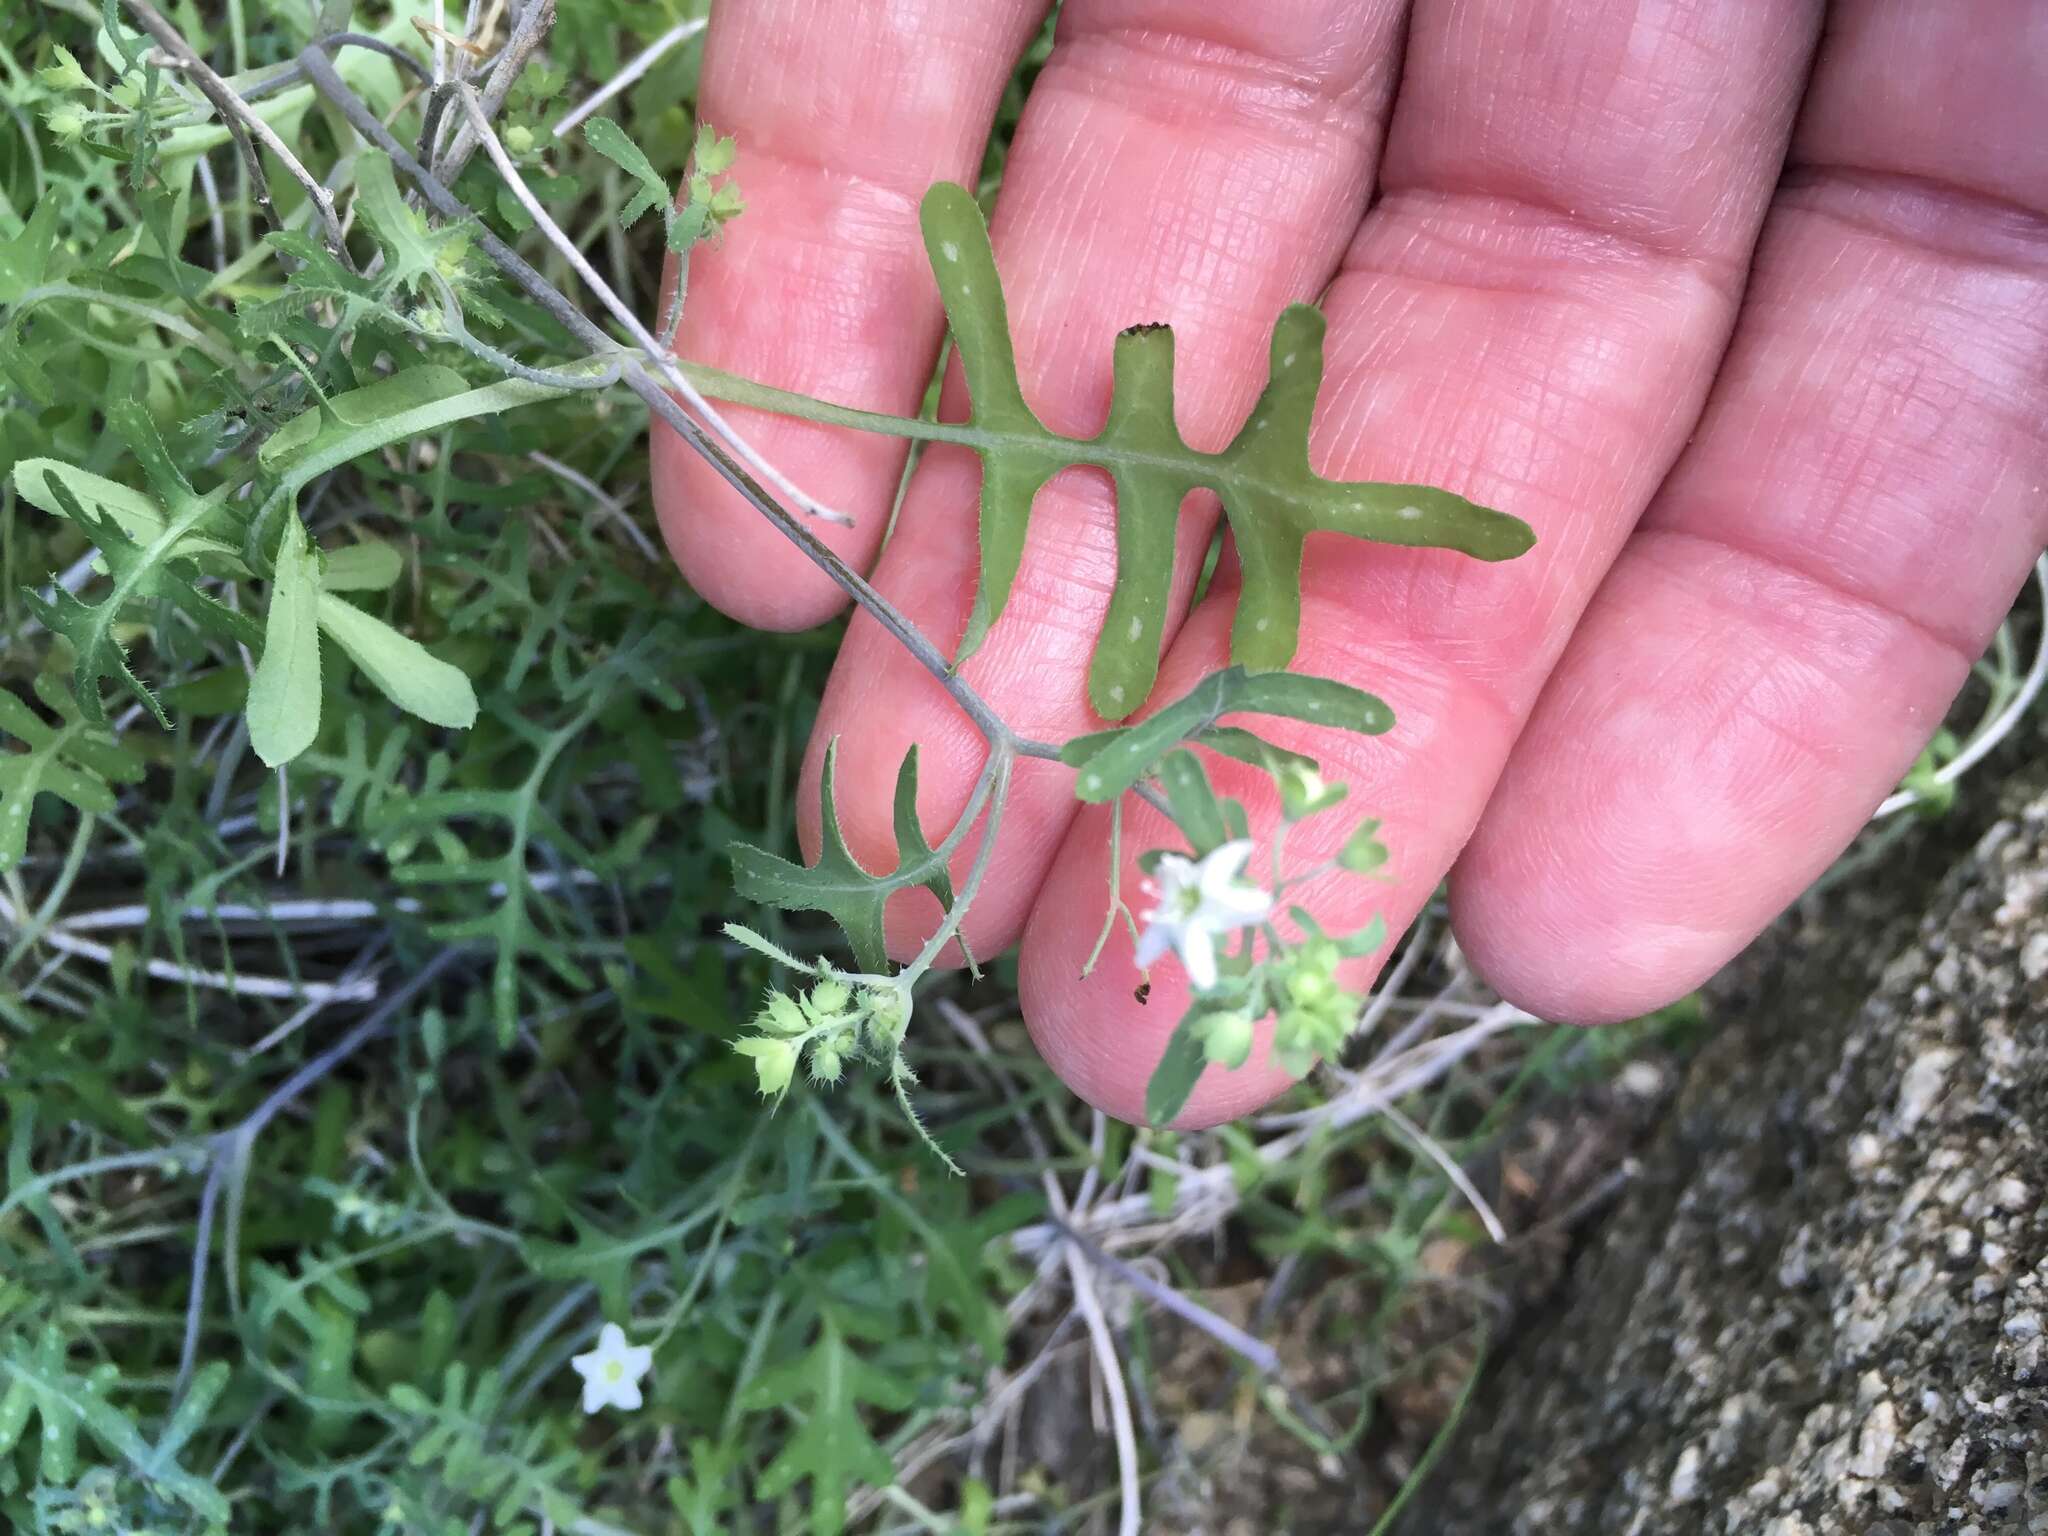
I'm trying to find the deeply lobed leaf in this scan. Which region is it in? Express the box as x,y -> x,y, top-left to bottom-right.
917,181 -> 1536,720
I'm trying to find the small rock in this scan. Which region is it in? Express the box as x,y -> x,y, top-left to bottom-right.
1989,1176 -> 2033,1213
1898,1048 -> 1960,1128
1848,1132 -> 1885,1173
2002,1309 -> 2041,1341
1668,1443 -> 1703,1501
1851,1400 -> 1899,1478
1619,1060 -> 1666,1098
1972,1477 -> 2021,1513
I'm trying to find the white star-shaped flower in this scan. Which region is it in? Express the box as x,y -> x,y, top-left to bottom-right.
1134,840 -> 1273,991
570,1323 -> 652,1414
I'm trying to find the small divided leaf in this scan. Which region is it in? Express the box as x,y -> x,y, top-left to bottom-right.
582,117 -> 669,227
742,1319 -> 914,1536
1064,666 -> 1391,804
0,676 -> 144,872
730,743 -> 954,972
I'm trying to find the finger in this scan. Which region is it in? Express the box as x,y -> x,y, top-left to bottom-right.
649,0 -> 1049,630
1452,0 -> 2048,1023
1019,0 -> 1823,1126
803,0 -> 1417,955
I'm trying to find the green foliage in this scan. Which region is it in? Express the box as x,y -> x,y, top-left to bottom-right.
742,1318 -> 914,1536
915,182 -> 1535,718
731,743 -> 956,974
1062,665 -> 1391,805
0,677 -> 143,873
0,1330 -> 229,1527
387,1365 -> 588,1531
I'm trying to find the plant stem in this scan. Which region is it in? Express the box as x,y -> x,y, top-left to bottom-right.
120,0 -> 354,267
296,45 -> 1018,753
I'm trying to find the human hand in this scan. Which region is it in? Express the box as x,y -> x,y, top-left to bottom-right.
652,0 -> 2048,1126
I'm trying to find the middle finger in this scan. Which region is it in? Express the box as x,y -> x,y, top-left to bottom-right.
800,0 -> 1419,954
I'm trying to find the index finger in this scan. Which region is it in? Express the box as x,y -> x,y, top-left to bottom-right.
649,0 -> 1049,630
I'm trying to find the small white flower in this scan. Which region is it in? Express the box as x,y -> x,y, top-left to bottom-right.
570,1323 -> 653,1414
1134,839 -> 1273,990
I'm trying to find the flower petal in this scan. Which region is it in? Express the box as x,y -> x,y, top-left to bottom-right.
1182,926 -> 1218,990
1134,918 -> 1176,970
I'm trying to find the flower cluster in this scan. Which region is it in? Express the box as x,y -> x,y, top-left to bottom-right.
733,973 -> 909,1098
1132,754 -> 1396,1123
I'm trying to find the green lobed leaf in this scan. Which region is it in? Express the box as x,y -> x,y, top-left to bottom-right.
22,495 -> 261,728
353,148 -> 468,289
730,743 -> 954,973
1065,666 -> 1392,803
916,181 -> 1536,719
742,1319 -> 913,1536
248,514 -> 323,767
12,457 -> 242,565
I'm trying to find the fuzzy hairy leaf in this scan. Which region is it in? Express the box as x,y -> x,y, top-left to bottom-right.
12,457 -> 242,566
319,539 -> 405,591
315,593 -> 478,731
730,743 -> 953,972
22,498 -> 260,728
581,117 -> 668,227
0,676 -> 144,871
917,182 -> 1535,718
353,149 -> 467,292
263,371 -> 565,495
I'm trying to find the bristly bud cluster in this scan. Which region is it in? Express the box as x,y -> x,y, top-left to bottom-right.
734,973 -> 910,1099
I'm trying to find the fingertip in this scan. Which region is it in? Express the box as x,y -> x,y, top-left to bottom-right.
1017,803 -> 1300,1130
1447,860 -> 1725,1028
651,409 -> 873,632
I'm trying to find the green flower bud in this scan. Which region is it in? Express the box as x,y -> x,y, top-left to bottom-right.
805,978 -> 852,1022
863,985 -> 908,1045
757,991 -> 808,1036
1198,1011 -> 1255,1070
505,123 -> 535,154
808,1044 -> 844,1084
